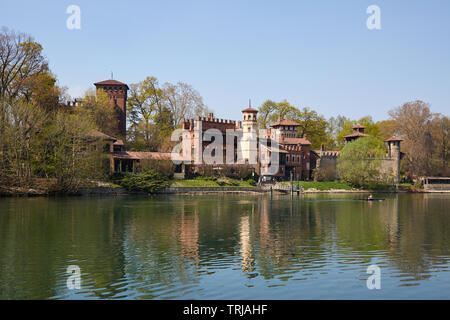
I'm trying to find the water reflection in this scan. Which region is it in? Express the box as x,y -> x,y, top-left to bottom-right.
0,193 -> 449,299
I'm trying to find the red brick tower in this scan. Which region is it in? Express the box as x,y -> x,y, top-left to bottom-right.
94,79 -> 129,139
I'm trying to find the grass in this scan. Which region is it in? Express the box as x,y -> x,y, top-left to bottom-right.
170,177 -> 256,188
281,180 -> 354,190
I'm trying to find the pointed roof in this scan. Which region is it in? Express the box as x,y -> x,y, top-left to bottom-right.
94,79 -> 129,89
241,107 -> 258,113
343,131 -> 369,138
385,136 -> 403,142
352,123 -> 366,129
87,130 -> 117,141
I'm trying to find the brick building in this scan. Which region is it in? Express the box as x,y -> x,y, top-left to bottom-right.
180,109 -> 315,180
87,78 -> 322,181
94,79 -> 129,138
315,124 -> 404,183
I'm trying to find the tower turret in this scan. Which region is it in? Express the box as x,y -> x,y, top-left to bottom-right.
241,107 -> 259,164
94,79 -> 129,139
385,136 -> 403,183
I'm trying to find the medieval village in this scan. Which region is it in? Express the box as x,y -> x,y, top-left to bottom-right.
1,1 -> 450,303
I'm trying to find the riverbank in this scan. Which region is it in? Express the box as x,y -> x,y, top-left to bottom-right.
1,179 -> 448,196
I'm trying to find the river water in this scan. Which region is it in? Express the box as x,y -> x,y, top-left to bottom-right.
0,193 -> 449,299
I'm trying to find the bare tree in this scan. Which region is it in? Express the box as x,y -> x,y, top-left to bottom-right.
0,27 -> 48,99
388,100 -> 436,178
163,81 -> 210,126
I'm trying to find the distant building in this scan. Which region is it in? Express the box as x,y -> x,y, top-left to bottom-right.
315,124 -> 403,183
84,78 -> 402,182
94,79 -> 129,138
343,123 -> 369,142
180,109 -> 315,180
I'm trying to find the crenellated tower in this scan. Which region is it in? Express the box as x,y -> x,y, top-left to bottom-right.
385,136 -> 403,183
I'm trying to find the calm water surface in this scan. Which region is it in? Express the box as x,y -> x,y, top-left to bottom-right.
0,193 -> 449,299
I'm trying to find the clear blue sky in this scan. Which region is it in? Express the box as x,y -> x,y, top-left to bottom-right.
1,0 -> 449,121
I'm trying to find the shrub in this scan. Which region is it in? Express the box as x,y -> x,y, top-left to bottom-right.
135,159 -> 175,178
109,171 -> 128,183
414,180 -> 423,189
216,177 -> 239,186
118,169 -> 169,193
313,167 -> 337,182
337,136 -> 386,188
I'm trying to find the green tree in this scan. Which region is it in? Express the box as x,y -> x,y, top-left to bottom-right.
377,119 -> 398,142
127,76 -> 165,147
336,116 -> 381,150
21,72 -> 63,111
257,99 -> 297,129
258,100 -> 331,149
34,109 -> 103,193
82,88 -> 119,138
337,136 -> 387,188
0,98 -> 46,182
328,115 -> 350,149
291,107 -> 331,149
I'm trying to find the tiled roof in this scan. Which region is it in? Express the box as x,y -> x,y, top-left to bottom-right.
87,130 -> 117,141
114,139 -> 124,146
241,107 -> 259,113
113,151 -> 172,160
270,119 -> 300,127
343,132 -> 369,138
385,136 -> 403,142
94,79 -> 129,89
279,137 -> 311,145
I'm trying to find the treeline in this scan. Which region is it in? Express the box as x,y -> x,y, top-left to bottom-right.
0,27 -> 109,193
0,27 -> 212,192
0,26 -> 448,193
257,99 -> 449,179
125,77 -> 212,152
83,76 -> 213,152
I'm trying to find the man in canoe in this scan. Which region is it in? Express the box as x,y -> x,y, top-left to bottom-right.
368,194 -> 374,200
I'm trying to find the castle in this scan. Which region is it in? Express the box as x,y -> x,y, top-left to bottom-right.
316,124 -> 403,183
179,109 -> 315,180
87,78 -> 402,182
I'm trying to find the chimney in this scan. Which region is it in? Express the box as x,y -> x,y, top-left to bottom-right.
238,120 -> 242,129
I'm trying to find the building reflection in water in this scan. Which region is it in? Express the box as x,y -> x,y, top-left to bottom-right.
239,215 -> 253,272
1,194 -> 450,299
179,208 -> 199,265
